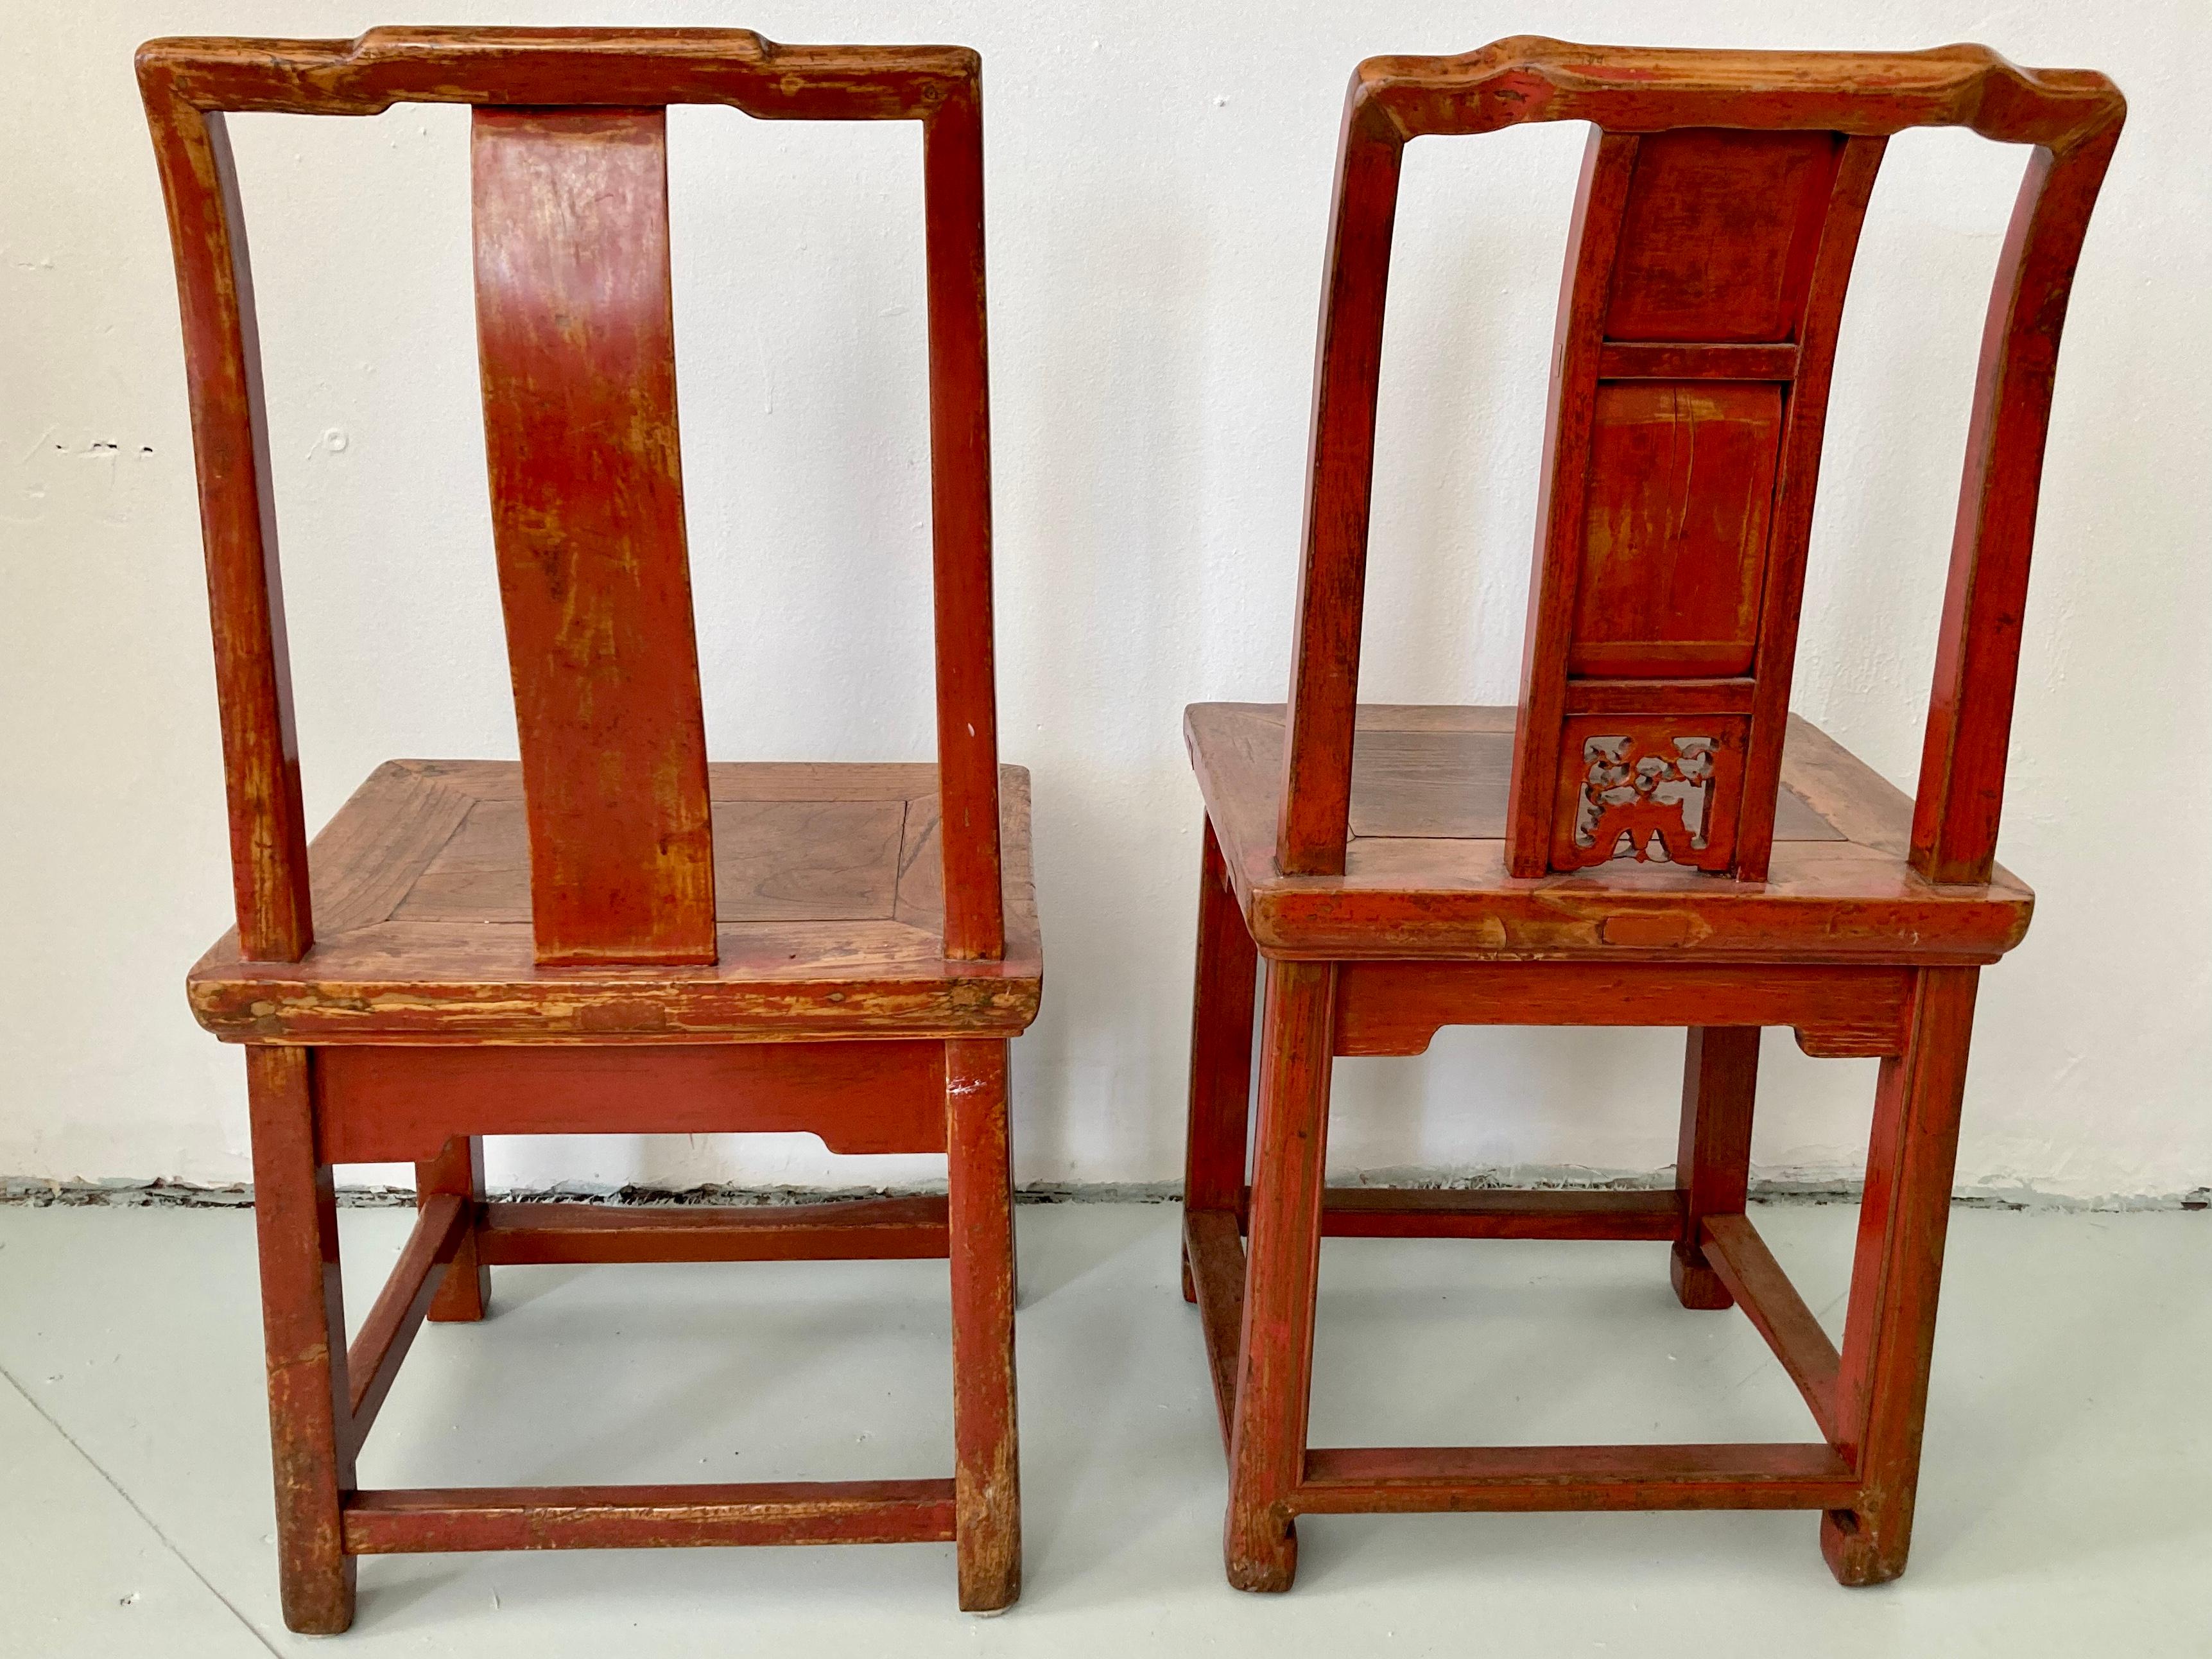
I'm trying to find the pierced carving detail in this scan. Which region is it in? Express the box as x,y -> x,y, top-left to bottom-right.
1570,734 -> 1718,866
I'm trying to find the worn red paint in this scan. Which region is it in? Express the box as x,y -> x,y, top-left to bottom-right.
141,26 -> 1032,1629
1185,37 -> 2120,1594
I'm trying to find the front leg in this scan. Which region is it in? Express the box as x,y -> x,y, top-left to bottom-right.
947,1039 -> 1021,1611
1822,969 -> 1978,1585
1223,961 -> 1336,1592
247,1046 -> 358,1634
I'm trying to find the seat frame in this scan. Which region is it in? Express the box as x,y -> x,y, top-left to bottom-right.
1182,39 -> 2121,1592
141,27 -> 1024,1629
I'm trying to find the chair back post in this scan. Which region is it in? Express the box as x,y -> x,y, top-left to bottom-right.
1910,115 -> 2122,884
920,71 -> 1007,960
1275,88 -> 1406,877
139,29 -> 1008,966
1270,38 -> 2124,887
141,73 -> 313,962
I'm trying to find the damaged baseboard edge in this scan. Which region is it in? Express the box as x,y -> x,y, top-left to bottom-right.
5,1168 -> 2207,1213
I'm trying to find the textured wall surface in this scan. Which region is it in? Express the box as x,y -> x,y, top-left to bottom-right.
3,1 -> 2206,1200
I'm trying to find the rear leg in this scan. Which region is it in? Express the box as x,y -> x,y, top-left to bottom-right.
1672,1027 -> 1760,1309
1182,815 -> 1258,1301
417,1135 -> 489,1321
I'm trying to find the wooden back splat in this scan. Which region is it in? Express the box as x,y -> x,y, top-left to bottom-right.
1506,126 -> 1881,882
474,108 -> 715,964
1274,39 -> 2124,886
138,28 -> 1008,967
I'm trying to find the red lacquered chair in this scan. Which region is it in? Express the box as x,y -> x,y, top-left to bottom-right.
141,27 -> 1033,1629
1179,38 -> 2121,1590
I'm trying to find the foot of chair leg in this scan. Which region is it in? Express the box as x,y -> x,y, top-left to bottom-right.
277,1553 -> 358,1634
1820,1505 -> 1908,1586
1669,1240 -> 1734,1310
429,1245 -> 490,1323
1224,1504 -> 1298,1592
958,1538 -> 1021,1613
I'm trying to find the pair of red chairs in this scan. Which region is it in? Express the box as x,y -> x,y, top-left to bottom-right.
143,27 -> 2120,1630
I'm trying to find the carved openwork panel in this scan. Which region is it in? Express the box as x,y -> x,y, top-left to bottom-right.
1551,717 -> 1745,872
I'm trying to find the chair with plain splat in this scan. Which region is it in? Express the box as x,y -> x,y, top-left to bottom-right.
1179,39 -> 2121,1590
140,27 -> 1032,1630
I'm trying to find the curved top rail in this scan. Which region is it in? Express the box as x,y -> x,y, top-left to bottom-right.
1352,37 -> 2123,151
135,27 -> 977,121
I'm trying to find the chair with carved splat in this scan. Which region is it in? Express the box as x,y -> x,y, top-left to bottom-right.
1179,39 -> 2121,1590
141,28 -> 1033,1631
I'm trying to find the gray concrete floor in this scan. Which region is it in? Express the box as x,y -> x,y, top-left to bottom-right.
0,1199 -> 2206,1656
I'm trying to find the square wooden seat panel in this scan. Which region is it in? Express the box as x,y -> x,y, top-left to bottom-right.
1186,704 -> 2031,963
189,761 -> 1042,1043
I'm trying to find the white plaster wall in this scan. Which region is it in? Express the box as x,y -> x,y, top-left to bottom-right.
3,1 -> 2206,1201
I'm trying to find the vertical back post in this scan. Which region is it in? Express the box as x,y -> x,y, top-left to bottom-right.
1275,88 -> 1406,877
921,72 -> 1007,958
1908,119 -> 2123,883
142,89 -> 315,962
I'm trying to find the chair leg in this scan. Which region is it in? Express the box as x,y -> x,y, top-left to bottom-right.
1671,1027 -> 1761,1310
417,1135 -> 490,1322
1183,815 -> 1259,1302
946,1039 -> 1021,1611
1224,960 -> 1336,1593
245,1046 -> 358,1635
1822,968 -> 1979,1586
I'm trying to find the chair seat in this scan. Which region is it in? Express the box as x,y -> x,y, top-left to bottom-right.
1186,703 -> 2032,963
188,760 -> 1042,1043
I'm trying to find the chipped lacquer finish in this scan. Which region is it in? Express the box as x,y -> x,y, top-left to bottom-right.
141,26 -> 1030,1626
1183,38 -> 2119,1594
